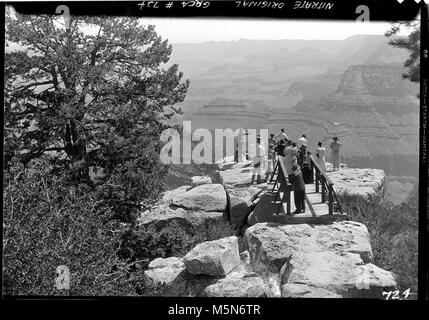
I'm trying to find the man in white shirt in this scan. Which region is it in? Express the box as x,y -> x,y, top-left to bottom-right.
250,137 -> 266,184
298,134 -> 308,147
275,128 -> 288,143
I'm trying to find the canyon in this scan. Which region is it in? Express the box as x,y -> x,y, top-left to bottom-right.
165,34 -> 419,203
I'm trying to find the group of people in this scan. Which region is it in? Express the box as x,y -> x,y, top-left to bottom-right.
248,129 -> 343,214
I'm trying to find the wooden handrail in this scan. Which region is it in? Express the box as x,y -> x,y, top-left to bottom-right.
309,155 -> 343,215
309,155 -> 334,186
272,158 -> 292,215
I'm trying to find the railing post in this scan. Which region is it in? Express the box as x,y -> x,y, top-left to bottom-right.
286,186 -> 291,215
328,185 -> 333,214
315,171 -> 319,193
321,177 -> 326,203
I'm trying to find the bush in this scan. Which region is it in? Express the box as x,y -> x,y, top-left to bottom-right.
117,218 -> 238,295
3,158 -> 139,296
337,191 -> 418,296
120,219 -> 238,262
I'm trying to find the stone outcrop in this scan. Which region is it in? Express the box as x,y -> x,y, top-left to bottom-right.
143,220 -> 396,298
138,205 -> 223,231
184,236 -> 240,277
244,221 -> 396,298
138,183 -> 226,231
327,168 -> 385,197
143,155 -> 397,298
172,183 -> 227,212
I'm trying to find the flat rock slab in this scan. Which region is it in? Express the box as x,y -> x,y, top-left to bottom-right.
172,184 -> 227,212
327,168 -> 385,197
137,205 -> 223,231
219,163 -> 267,187
184,236 -> 240,277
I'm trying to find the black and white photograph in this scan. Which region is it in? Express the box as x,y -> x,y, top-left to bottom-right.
2,0 -> 427,305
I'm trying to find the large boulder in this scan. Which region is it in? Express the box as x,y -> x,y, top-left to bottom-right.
227,186 -> 262,228
172,184 -> 227,212
144,257 -> 219,297
143,257 -> 188,296
204,264 -> 269,297
157,185 -> 192,205
183,236 -> 240,277
244,222 -> 395,298
137,204 -> 223,231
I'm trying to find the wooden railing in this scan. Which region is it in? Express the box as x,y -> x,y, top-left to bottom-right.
309,155 -> 343,215
270,157 -> 293,215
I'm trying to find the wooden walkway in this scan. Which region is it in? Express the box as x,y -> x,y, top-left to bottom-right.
251,183 -> 347,225
250,156 -> 347,225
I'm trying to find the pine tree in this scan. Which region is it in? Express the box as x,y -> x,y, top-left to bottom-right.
5,9 -> 189,218
385,20 -> 420,83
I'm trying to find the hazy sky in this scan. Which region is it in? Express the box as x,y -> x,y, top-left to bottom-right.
142,18 -> 394,43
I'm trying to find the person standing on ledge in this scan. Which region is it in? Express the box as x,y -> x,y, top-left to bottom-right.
265,143 -> 275,181
289,164 -> 306,214
275,128 -> 288,143
250,137 -> 266,185
315,141 -> 327,173
298,134 -> 308,148
330,137 -> 342,171
269,133 -> 276,148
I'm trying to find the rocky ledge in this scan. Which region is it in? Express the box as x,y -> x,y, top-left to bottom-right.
143,221 -> 396,298
140,160 -> 395,298
327,167 -> 385,197
138,181 -> 227,231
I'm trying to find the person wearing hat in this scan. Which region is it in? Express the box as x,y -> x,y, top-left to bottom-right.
289,164 -> 306,214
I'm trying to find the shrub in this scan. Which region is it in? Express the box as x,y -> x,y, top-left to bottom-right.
3,158 -> 139,296
120,219 -> 238,262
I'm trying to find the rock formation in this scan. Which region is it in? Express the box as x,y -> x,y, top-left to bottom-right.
243,221 -> 396,298
138,183 -> 227,231
142,159 -> 396,298
327,167 -> 385,197
183,236 -> 240,277
143,221 -> 396,298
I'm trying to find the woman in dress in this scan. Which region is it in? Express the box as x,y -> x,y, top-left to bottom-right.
329,137 -> 342,171
316,141 -> 327,173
